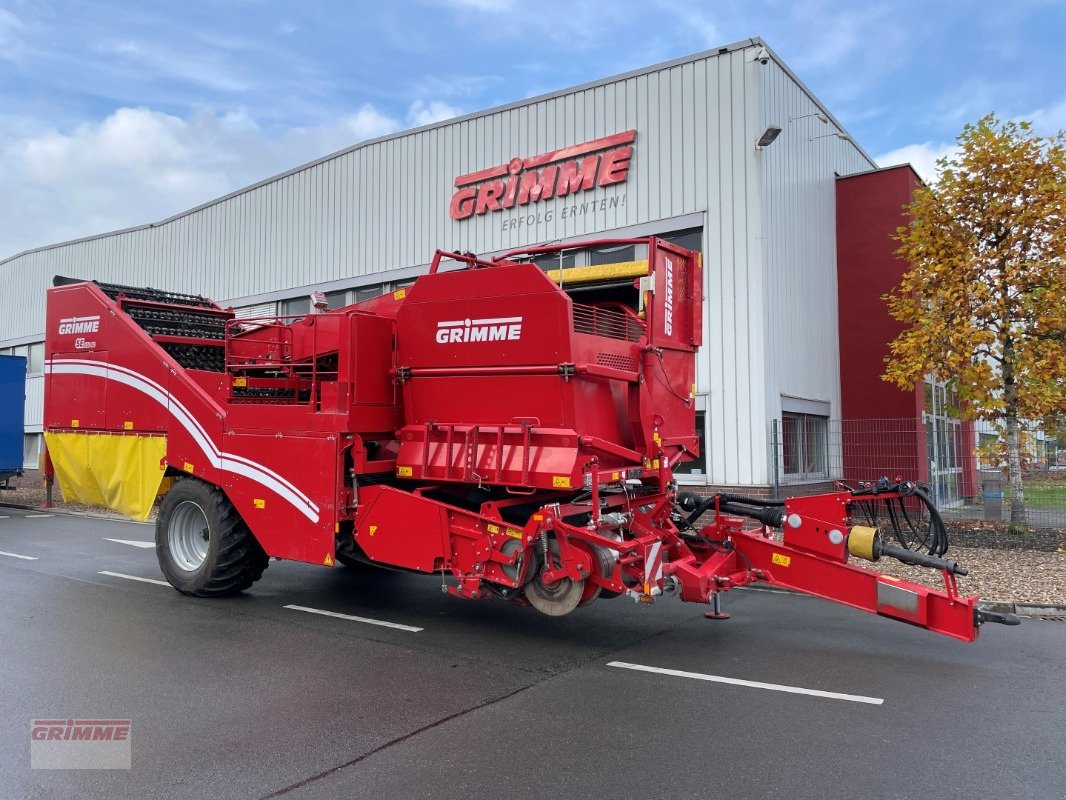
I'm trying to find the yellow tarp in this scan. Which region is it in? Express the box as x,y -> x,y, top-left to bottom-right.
44,431 -> 169,522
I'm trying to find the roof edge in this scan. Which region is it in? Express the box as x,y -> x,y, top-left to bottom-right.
757,40 -> 877,169
836,162 -> 924,184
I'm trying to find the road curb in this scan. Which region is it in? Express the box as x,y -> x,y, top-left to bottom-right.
0,501 -> 150,525
979,600 -> 1066,620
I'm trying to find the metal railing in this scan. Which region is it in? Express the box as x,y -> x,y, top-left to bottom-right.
768,417 -> 1064,530
223,315 -> 339,408
572,303 -> 645,342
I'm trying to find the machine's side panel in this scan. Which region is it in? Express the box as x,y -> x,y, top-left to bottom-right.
219,430 -> 339,564
43,282 -> 337,556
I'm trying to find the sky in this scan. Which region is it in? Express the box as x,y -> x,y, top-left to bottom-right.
1,0 -> 1064,259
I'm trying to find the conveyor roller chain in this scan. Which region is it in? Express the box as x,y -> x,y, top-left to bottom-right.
92,279 -> 215,308
125,306 -> 227,340
231,386 -> 297,399
160,343 -> 226,372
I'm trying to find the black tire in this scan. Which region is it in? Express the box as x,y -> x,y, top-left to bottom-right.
335,551 -> 378,570
155,478 -> 268,596
334,533 -> 379,571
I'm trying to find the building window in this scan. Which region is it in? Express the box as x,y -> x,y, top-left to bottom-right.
355,284 -> 386,302
324,289 -> 350,309
674,411 -> 707,477
23,433 -> 40,470
659,228 -> 702,253
534,251 -> 577,271
279,296 -> 310,322
589,244 -> 636,266
28,342 -> 44,374
782,412 -> 828,479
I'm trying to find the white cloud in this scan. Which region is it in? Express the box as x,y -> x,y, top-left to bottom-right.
1027,98 -> 1066,134
0,104 -> 409,259
407,99 -> 460,127
874,141 -> 959,184
0,96 -> 472,257
343,104 -> 401,140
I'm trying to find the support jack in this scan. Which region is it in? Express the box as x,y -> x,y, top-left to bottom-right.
705,592 -> 730,620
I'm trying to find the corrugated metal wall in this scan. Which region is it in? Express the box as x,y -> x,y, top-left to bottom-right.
0,41 -> 876,487
758,60 -> 874,482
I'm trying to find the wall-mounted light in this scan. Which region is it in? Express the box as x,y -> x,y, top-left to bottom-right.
756,125 -> 782,150
810,132 -> 849,142
789,112 -> 828,125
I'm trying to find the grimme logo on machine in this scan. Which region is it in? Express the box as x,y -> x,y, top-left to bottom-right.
663,257 -> 674,336
57,315 -> 100,335
449,130 -> 635,220
436,317 -> 523,344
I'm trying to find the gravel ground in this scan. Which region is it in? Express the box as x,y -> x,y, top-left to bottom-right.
4,482 -> 1064,606
873,546 -> 1066,606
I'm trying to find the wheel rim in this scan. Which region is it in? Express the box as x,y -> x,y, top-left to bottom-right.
524,538 -> 584,616
169,500 -> 211,571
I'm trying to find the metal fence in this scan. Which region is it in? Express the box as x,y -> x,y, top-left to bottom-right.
769,417 -> 1065,530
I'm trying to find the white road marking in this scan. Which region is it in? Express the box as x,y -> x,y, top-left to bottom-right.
104,538 -> 156,549
284,604 -> 423,633
98,571 -> 170,587
607,661 -> 884,705
26,514 -> 54,518
0,515 -> 9,519
0,550 -> 38,560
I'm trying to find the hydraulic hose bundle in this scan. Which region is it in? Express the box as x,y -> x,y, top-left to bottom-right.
675,491 -> 786,529
848,480 -> 949,557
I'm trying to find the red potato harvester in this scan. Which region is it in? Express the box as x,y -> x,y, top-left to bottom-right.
41,237 -> 1018,641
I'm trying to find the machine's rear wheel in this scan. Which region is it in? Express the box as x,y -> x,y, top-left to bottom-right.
335,552 -> 378,570
335,533 -> 379,570
524,538 -> 585,616
156,478 -> 268,596
578,543 -> 618,606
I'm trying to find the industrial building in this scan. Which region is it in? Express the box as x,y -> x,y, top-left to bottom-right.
0,37 -> 959,498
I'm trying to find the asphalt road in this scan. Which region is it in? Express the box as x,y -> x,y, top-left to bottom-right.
1,506 -> 1063,800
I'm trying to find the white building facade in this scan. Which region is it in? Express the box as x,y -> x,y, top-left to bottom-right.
0,38 -> 874,489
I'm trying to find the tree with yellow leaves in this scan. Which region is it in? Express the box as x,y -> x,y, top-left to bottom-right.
884,114 -> 1066,532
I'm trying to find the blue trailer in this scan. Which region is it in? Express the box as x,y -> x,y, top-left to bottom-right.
0,354 -> 26,484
